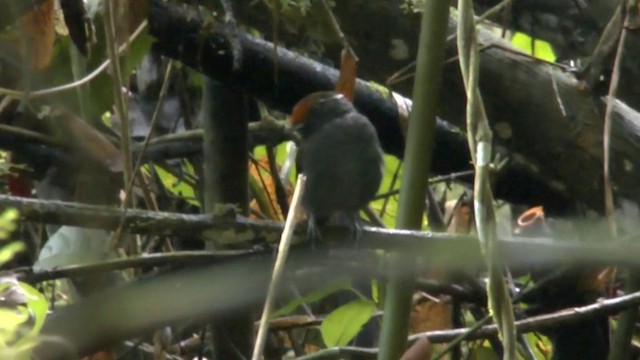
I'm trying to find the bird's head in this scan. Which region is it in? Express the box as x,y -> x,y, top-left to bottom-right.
289,91 -> 355,137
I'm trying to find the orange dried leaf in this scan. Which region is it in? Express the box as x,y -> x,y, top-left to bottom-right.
409,293 -> 452,334
335,48 -> 358,102
19,0 -> 56,70
249,157 -> 293,220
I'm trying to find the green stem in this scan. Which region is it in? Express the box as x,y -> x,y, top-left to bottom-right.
377,2 -> 451,359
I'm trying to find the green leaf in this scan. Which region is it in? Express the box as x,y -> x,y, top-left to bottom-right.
0,279 -> 47,355
149,163 -> 200,207
0,208 -> 19,243
511,32 -> 556,62
371,280 -> 380,304
469,345 -> 499,360
0,242 -> 25,265
0,308 -> 28,346
17,282 -> 48,342
249,174 -> 277,219
0,209 -> 19,231
524,332 -> 552,359
321,299 -> 377,347
272,279 -> 350,318
370,155 -> 402,228
254,143 -> 298,185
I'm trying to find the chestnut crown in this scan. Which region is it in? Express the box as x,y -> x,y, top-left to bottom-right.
290,91 -> 357,136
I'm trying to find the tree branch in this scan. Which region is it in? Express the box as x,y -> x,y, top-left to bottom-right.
4,194 -> 640,269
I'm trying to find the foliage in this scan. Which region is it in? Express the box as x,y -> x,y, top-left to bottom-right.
0,1 -> 628,359
272,278 -> 351,318
0,209 -> 23,264
370,155 -> 402,228
0,209 -> 47,359
320,299 -> 377,347
146,162 -> 200,207
511,32 -> 556,62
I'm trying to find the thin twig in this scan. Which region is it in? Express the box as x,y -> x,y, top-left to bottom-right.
0,21 -> 148,99
111,61 -> 176,251
103,1 -> 133,200
603,7 -> 626,237
267,145 -> 290,218
318,0 -> 358,62
252,174 -> 305,360
15,250 -> 260,283
604,4 -> 638,360
457,0 -> 516,358
0,124 -> 59,146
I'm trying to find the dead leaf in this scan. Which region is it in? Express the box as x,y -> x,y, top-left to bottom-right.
249,157 -> 293,220
409,293 -> 452,334
335,48 -> 358,102
18,0 -> 56,70
54,111 -> 124,173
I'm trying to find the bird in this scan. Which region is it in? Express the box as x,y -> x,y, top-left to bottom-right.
289,91 -> 384,245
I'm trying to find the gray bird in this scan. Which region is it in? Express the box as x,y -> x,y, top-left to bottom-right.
290,91 -> 384,244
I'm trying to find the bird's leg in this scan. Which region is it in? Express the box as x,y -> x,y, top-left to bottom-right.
307,214 -> 322,249
347,212 -> 363,248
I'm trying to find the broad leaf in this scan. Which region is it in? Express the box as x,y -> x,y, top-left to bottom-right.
272,279 -> 350,318
321,299 -> 376,347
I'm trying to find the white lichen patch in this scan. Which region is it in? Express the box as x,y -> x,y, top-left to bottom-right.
389,38 -> 409,61
493,122 -> 513,140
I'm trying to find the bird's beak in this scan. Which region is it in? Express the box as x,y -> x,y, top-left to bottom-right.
285,115 -> 304,142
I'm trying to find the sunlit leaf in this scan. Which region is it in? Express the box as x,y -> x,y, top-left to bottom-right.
370,280 -> 379,304
150,163 -> 200,207
526,332 -> 553,359
511,32 -> 556,62
321,299 -> 377,347
369,155 -> 401,228
0,277 -> 47,347
17,282 -> 48,342
0,308 -> 29,346
0,209 -> 19,236
0,242 -> 25,265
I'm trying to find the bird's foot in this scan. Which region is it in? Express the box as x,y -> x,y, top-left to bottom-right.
307,215 -> 322,250
347,213 -> 363,248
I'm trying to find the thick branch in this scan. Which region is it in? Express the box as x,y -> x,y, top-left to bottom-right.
147,0 -> 576,213
4,194 -> 640,269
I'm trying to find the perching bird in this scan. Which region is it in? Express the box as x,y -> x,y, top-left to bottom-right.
289,91 -> 384,244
